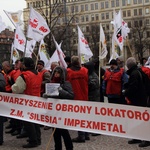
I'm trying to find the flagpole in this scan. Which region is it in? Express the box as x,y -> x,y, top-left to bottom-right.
23,38 -> 28,57
99,23 -> 102,86
24,5 -> 32,58
3,10 -> 16,28
77,25 -> 82,65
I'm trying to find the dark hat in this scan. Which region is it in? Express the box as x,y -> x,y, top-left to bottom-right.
37,60 -> 45,66
110,59 -> 118,66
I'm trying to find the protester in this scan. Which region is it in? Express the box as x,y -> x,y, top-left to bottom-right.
116,55 -> 128,71
67,55 -> 89,143
50,62 -> 59,73
92,58 -> 105,102
84,61 -> 101,136
64,56 -> 72,68
43,66 -> 74,150
84,61 -> 100,102
12,57 -> 42,148
102,59 -> 128,104
2,61 -> 22,136
0,64 -> 6,146
123,57 -> 150,147
36,60 -> 50,97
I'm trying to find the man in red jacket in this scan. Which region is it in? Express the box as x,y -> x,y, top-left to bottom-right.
12,57 -> 42,148
67,55 -> 89,143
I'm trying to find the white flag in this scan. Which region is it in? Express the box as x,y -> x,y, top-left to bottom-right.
111,10 -> 123,51
109,33 -> 119,63
77,25 -> 93,64
45,42 -> 64,70
99,24 -> 108,59
122,20 -> 130,39
11,44 -> 20,64
53,36 -> 67,68
13,25 -> 26,52
3,10 -> 23,27
27,6 -> 50,42
39,39 -> 50,66
0,16 -> 7,33
145,56 -> 150,68
25,40 -> 36,58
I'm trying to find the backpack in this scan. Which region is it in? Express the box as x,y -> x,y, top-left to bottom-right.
138,67 -> 150,97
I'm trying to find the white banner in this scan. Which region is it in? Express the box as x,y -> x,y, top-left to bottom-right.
0,92 -> 150,141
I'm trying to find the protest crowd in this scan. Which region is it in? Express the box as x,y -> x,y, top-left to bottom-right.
0,54 -> 150,149
0,4 -> 150,150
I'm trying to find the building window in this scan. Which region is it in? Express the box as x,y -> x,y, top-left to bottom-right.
116,0 -> 119,7
146,31 -> 150,37
146,19 -> 150,25
91,3 -> 94,10
105,1 -> 109,8
128,21 -> 131,28
133,0 -> 137,4
95,3 -> 98,10
111,1 -> 115,7
106,13 -> 109,19
75,6 -> 78,12
101,13 -> 105,20
81,5 -> 84,12
106,24 -> 109,30
139,20 -> 143,26
71,6 -> 74,13
81,16 -> 84,22
101,2 -> 104,9
33,2 -> 35,7
139,9 -> 142,15
86,26 -> 89,32
134,21 -> 138,27
122,0 -> 126,6
145,0 -> 149,3
85,15 -> 89,22
91,14 -> 94,21
138,0 -> 142,4
134,9 -> 138,16
127,10 -> 131,16
145,8 -> 149,14
75,17 -> 79,23
123,11 -> 126,17
127,0 -> 131,4
85,4 -> 88,11
95,14 -> 99,20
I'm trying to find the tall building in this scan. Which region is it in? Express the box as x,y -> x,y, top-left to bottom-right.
23,0 -> 150,62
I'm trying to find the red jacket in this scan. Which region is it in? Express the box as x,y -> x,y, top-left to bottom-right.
22,71 -> 42,97
141,66 -> 150,79
5,69 -> 21,92
104,68 -> 124,95
67,67 -> 88,101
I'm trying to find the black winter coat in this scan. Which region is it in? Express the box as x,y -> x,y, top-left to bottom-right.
124,65 -> 148,107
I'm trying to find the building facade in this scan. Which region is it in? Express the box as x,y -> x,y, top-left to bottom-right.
23,0 -> 150,62
0,29 -> 14,63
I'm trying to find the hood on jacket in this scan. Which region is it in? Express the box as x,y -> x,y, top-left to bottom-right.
50,66 -> 66,84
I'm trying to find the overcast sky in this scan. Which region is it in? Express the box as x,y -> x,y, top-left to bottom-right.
0,0 -> 26,29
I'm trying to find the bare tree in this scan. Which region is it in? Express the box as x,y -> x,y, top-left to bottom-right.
130,17 -> 150,62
